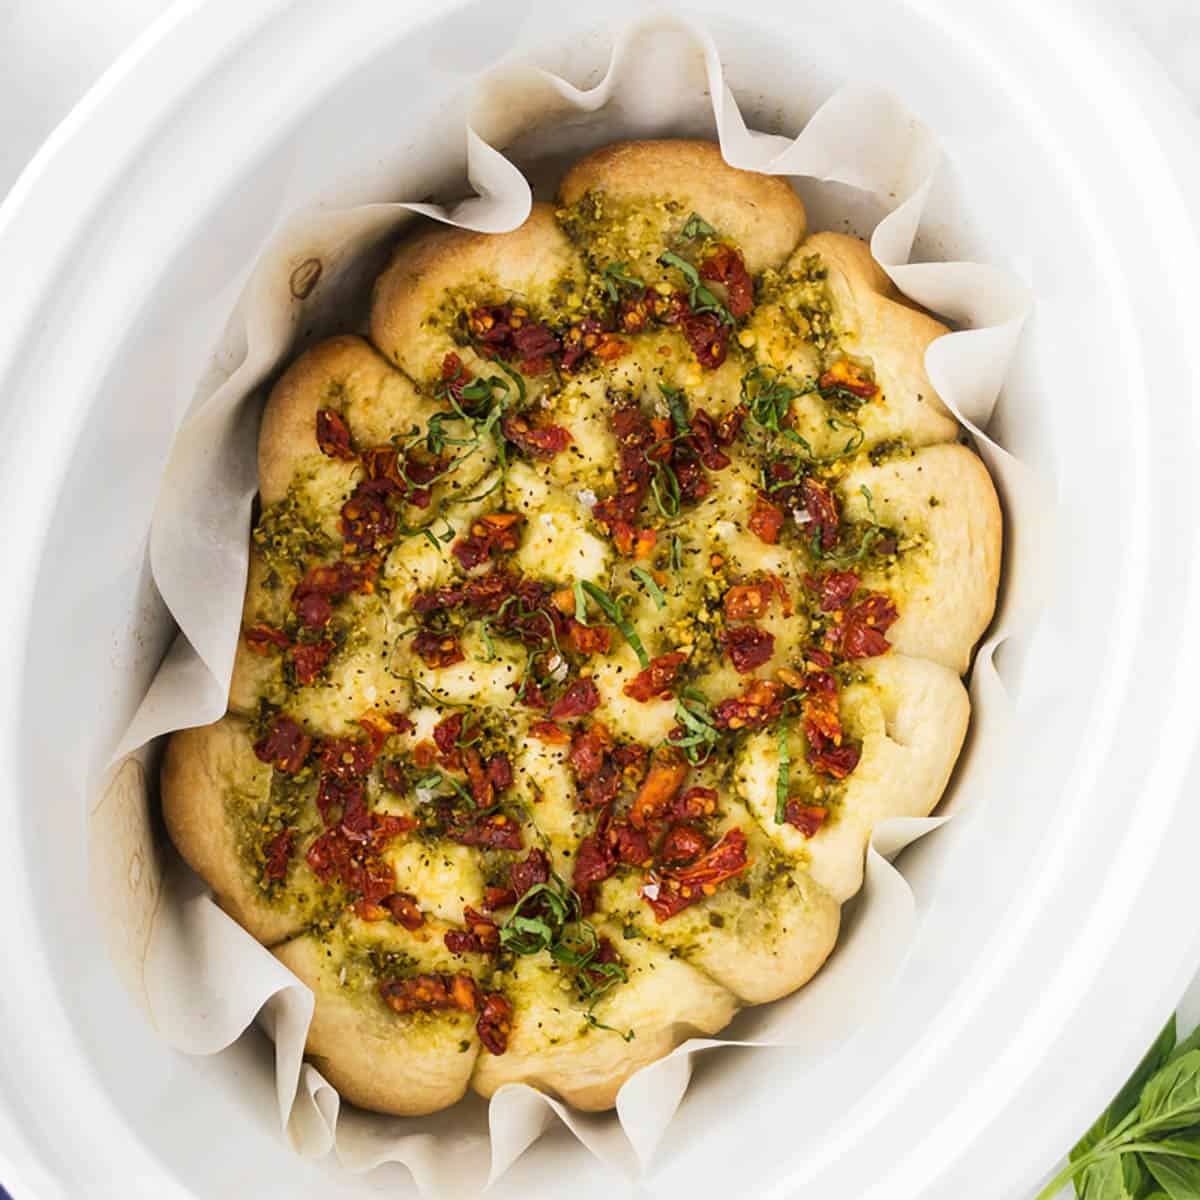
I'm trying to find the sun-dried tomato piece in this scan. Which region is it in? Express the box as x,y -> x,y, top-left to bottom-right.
835,593 -> 898,660
432,712 -> 464,759
630,747 -> 689,830
807,570 -> 860,613
476,991 -> 513,1055
380,972 -> 479,1016
339,482 -> 397,554
254,717 -> 312,774
699,245 -> 754,318
572,832 -> 616,914
800,477 -> 840,552
642,827 -> 750,922
383,892 -> 425,930
316,409 -> 355,460
244,622 -> 290,655
579,760 -> 621,812
723,583 -> 772,621
290,639 -> 334,685
452,512 -> 525,570
447,811 -> 523,851
445,906 -> 500,955
318,736 -> 375,782
748,494 -> 785,545
721,624 -> 775,675
819,359 -> 878,400
608,519 -> 657,559
569,622 -> 613,656
412,630 -> 465,669
529,719 -> 568,744
487,752 -> 513,793
810,742 -> 861,779
359,446 -> 405,494
482,885 -> 517,911
568,724 -> 613,781
262,829 -> 293,882
658,823 -> 708,866
292,559 -> 376,628
784,803 -> 829,837
499,412 -> 574,459
681,311 -> 730,369
511,322 -> 561,374
561,317 -> 605,371
593,398 -> 655,531
358,711 -> 412,755
412,741 -> 438,769
712,679 -> 787,732
622,651 -> 687,703
509,847 -> 550,901
403,456 -> 440,509
549,678 -> 600,721
674,786 -> 719,821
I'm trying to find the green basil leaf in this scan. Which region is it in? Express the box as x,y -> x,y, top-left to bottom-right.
775,720 -> 790,824
601,261 -> 645,304
1137,1051 -> 1200,1134
631,567 -> 667,609
660,383 -> 691,435
1074,1017 -> 1178,1167
680,213 -> 717,240
1144,1154 -> 1200,1200
657,250 -> 733,326
1077,1154 -> 1144,1200
578,581 -> 650,668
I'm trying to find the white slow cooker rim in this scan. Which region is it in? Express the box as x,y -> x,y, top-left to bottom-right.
1,2 -> 1199,1198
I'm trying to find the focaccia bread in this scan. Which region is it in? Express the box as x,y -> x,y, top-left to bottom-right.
162,139 -> 1001,1116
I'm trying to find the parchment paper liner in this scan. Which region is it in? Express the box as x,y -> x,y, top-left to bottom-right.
96,13 -> 1038,1196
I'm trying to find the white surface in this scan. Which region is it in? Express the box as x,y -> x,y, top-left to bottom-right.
0,3 -> 1199,1200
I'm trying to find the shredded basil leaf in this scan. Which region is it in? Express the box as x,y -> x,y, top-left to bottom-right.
498,873 -> 634,1038
578,581 -> 650,668
775,720 -> 791,824
601,261 -> 645,304
648,456 -> 681,518
657,250 -> 733,326
631,566 -> 667,609
680,212 -> 717,240
741,366 -> 816,444
673,690 -> 721,766
660,383 -> 691,435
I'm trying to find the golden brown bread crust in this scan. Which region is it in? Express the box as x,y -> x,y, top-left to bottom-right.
841,443 -> 1003,674
737,654 -> 970,903
370,202 -> 585,388
275,922 -> 483,1117
258,334 -> 427,506
161,717 -> 325,945
795,232 -> 960,448
469,924 -> 737,1110
162,138 -> 1002,1118
558,139 -> 807,274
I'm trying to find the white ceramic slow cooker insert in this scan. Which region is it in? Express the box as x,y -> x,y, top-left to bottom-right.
1,3 -> 1199,1198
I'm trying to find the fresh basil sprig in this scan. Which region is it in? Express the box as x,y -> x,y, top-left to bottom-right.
1036,1014 -> 1200,1200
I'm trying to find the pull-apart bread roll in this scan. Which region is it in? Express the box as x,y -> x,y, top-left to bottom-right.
162,138 -> 1001,1118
